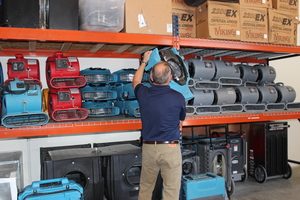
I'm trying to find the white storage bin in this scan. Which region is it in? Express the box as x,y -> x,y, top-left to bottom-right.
79,0 -> 125,32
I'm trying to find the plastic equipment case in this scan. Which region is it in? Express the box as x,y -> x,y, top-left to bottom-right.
18,178 -> 83,200
182,173 -> 227,200
248,121 -> 292,183
0,0 -> 40,28
99,144 -> 142,200
42,148 -> 103,200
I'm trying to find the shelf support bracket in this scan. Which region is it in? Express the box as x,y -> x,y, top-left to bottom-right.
90,43 -> 105,53
29,41 -> 37,52
60,42 -> 73,52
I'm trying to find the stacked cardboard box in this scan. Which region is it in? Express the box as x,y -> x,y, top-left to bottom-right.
124,0 -> 172,35
270,0 -> 298,45
240,6 -> 268,43
239,0 -> 270,43
196,1 -> 241,40
172,0 -> 196,38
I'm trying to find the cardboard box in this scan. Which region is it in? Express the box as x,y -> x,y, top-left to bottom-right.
268,9 -> 296,45
124,0 -> 172,35
240,0 -> 272,8
240,6 -> 268,43
172,0 -> 196,38
272,0 -> 298,16
196,1 -> 240,40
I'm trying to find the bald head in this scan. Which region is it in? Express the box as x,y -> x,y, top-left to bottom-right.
151,61 -> 172,85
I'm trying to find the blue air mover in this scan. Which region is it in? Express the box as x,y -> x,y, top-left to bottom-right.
114,83 -> 136,100
182,173 -> 227,200
18,178 -> 83,200
115,100 -> 140,117
113,68 -> 136,83
83,101 -> 120,117
1,79 -> 49,128
81,85 -> 117,101
145,48 -> 193,101
80,67 -> 116,85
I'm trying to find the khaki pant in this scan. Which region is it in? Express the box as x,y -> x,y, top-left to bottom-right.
138,143 -> 182,200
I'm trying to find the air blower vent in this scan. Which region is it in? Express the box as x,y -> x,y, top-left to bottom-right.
49,88 -> 88,122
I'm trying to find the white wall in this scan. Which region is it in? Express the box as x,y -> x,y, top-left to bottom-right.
270,57 -> 300,163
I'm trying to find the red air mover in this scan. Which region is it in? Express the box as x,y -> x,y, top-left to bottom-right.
49,88 -> 88,122
46,52 -> 86,89
7,54 -> 40,82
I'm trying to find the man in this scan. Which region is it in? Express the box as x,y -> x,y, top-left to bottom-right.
133,51 -> 186,200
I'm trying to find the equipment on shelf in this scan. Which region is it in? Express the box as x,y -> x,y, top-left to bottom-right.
182,173 -> 227,200
115,100 -> 140,117
213,60 -> 242,86
48,88 -> 88,122
255,64 -> 276,84
182,149 -> 200,176
112,68 -> 136,83
213,87 -> 243,113
274,83 -> 296,103
42,148 -> 103,200
188,59 -> 216,81
257,85 -> 285,110
80,68 -> 116,85
83,101 -> 120,117
236,63 -> 259,83
1,79 -> 49,128
114,83 -> 136,100
100,144 -> 142,200
46,52 -> 86,89
45,0 -> 79,30
81,85 -> 117,101
7,54 -> 40,82
235,86 -> 265,112
19,178 -> 83,200
0,0 -> 40,28
248,122 -> 292,183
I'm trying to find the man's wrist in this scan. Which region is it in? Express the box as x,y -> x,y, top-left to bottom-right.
141,60 -> 148,65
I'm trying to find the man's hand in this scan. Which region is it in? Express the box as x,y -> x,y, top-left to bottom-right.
142,50 -> 152,64
133,50 -> 153,89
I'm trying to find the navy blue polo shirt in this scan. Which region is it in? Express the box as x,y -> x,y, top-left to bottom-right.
135,83 -> 186,141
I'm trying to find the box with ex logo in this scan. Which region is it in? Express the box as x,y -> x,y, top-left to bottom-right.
196,1 -> 240,41
268,9 -> 297,45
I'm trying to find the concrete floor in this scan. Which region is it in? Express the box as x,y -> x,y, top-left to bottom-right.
231,165 -> 300,200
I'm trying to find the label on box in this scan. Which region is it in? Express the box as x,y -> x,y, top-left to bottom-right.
167,24 -> 173,33
138,14 -> 147,28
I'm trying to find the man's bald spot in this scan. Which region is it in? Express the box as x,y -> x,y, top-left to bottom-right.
151,61 -> 171,84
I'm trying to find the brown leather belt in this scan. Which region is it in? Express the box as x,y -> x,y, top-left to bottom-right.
143,140 -> 179,144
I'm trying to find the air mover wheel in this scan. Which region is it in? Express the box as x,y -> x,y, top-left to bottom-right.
254,165 -> 267,183
283,163 -> 292,179
226,178 -> 235,197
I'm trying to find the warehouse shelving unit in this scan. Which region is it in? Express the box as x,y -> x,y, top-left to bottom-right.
0,27 -> 300,139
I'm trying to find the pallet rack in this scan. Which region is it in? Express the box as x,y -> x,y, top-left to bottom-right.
0,27 -> 300,139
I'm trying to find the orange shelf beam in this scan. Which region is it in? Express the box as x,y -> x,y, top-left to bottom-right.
1,28 -> 300,54
0,28 -> 173,46
0,111 -> 299,139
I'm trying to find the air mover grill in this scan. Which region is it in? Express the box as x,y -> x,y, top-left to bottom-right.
46,52 -> 86,89
83,101 -> 120,117
49,88 -> 88,121
80,68 -> 116,85
81,85 -> 117,101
